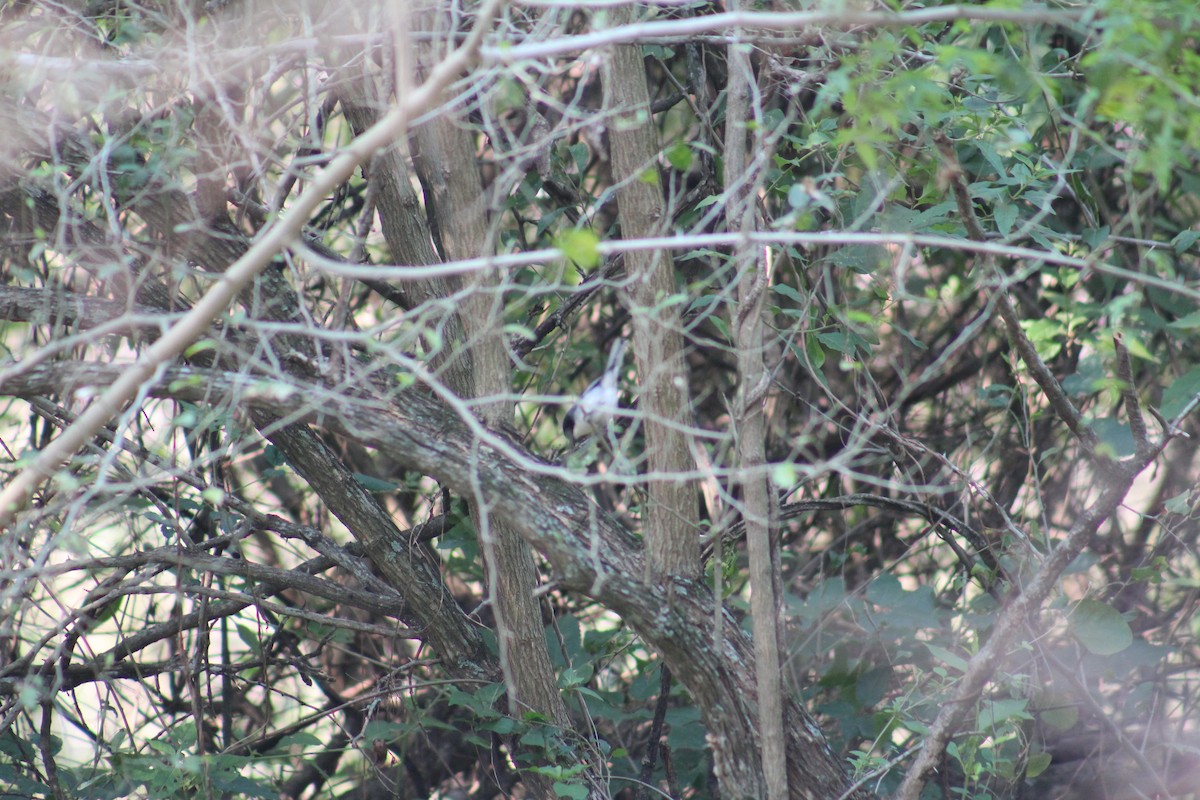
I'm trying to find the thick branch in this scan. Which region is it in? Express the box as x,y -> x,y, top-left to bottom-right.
604,4 -> 699,581
0,0 -> 504,530
1,360 -> 869,800
411,83 -> 589,795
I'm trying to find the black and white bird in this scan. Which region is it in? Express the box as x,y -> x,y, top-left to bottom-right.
563,338 -> 627,446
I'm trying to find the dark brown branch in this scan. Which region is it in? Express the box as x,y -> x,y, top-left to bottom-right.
0,285 -> 175,334
635,663 -> 673,800
933,132 -> 1101,457
39,702 -> 65,800
59,548 -> 411,618
1,358 -> 870,800
512,253 -> 626,360
1113,330 -> 1151,457
0,547 -> 412,693
705,494 -> 986,568
0,658 -> 186,694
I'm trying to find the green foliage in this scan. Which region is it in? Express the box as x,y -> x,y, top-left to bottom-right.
554,228 -> 601,270
4,0 -> 1200,797
1068,599 -> 1134,656
0,725 -> 275,800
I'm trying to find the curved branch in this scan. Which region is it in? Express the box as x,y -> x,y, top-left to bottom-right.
1,359 -> 869,800
0,0 -> 505,530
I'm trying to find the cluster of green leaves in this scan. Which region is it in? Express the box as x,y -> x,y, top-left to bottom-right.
1,724 -> 274,799
519,0 -> 1200,793
5,0 -> 1200,796
727,0 -> 1200,795
786,565 -> 1173,797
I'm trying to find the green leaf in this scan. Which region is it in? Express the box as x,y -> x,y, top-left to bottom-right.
805,334 -> 826,369
641,44 -> 674,60
559,663 -> 593,688
1036,689 -> 1080,732
211,772 -> 272,797
1167,310 -> 1200,330
1026,750 -> 1053,778
1131,555 -> 1169,584
925,644 -> 968,673
362,721 -> 412,742
447,687 -> 500,718
1020,317 -> 1064,359
168,373 -> 207,392
235,623 -> 262,656
771,461 -> 798,488
0,767 -> 48,797
263,444 -> 286,467
771,282 -> 805,304
830,244 -> 886,274
994,202 -> 1018,236
815,331 -> 858,356
1161,366 -> 1200,418
555,229 -> 600,269
665,142 -> 694,171
1171,229 -> 1200,254
554,781 -> 590,799
1164,491 -> 1192,515
573,686 -> 606,705
276,731 -> 323,749
1069,599 -> 1133,655
1081,225 -> 1111,249
481,717 -> 518,735
708,314 -> 731,344
865,572 -> 905,606
853,666 -> 891,706
1092,418 -> 1134,458
568,142 -> 589,174
976,697 -> 1030,731
183,339 -> 218,358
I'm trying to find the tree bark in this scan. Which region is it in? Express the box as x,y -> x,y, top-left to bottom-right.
3,359 -> 873,800
413,99 -> 591,795
724,15 -> 789,800
0,182 -> 497,683
602,5 -> 699,581
337,72 -> 475,396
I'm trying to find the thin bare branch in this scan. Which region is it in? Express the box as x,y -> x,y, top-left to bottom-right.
0,0 -> 505,529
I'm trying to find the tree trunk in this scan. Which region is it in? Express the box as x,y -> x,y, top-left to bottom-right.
412,97 -> 599,796
602,5 -> 699,582
724,12 -> 789,798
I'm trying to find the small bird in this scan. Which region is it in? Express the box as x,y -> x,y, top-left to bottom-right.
563,338 -> 627,446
